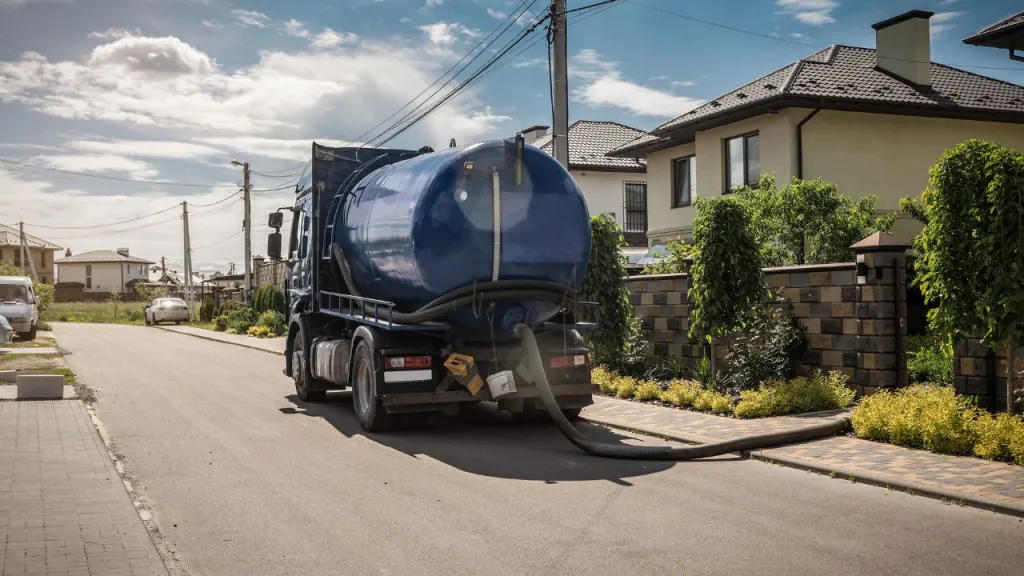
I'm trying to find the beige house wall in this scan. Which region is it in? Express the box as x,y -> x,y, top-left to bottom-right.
0,246 -> 57,284
645,108 -> 1024,244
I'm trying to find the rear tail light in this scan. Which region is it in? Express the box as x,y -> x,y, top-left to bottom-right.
385,356 -> 432,370
550,354 -> 587,369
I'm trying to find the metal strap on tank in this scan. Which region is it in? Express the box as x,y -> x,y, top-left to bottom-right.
492,168 -> 501,282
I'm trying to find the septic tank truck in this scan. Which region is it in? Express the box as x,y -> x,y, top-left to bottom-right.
265,137 -> 598,432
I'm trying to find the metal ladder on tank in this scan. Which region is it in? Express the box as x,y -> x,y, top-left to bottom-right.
320,154 -> 394,261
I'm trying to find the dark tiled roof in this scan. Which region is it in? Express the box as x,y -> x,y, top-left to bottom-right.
532,120 -> 648,171
964,10 -> 1024,47
611,44 -> 1024,156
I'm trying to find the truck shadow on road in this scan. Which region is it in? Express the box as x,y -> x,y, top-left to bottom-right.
280,392 -> 742,485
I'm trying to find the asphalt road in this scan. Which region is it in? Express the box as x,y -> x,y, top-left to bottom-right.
56,323 -> 1024,576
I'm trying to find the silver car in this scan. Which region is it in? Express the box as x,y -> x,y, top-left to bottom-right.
0,314 -> 13,345
0,276 -> 39,340
145,298 -> 191,325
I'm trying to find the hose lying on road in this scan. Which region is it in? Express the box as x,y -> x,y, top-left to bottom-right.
514,323 -> 851,461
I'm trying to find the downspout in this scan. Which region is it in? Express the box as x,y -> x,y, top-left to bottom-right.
796,107 -> 822,180
491,168 -> 501,282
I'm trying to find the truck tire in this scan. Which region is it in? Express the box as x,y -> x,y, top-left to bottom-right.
351,340 -> 395,432
292,326 -> 326,403
23,324 -> 37,341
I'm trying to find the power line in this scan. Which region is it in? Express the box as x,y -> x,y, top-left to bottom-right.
355,0 -> 540,148
181,190 -> 242,208
192,230 -> 243,251
250,170 -> 301,179
40,214 -> 183,241
20,204 -> 180,230
0,156 -> 241,188
627,0 -> 1024,71
563,0 -> 620,16
375,9 -> 551,147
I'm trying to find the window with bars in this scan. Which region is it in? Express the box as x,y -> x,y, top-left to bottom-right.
623,181 -> 648,234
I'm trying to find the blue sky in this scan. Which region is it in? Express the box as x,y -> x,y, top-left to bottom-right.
1,0 -> 1022,273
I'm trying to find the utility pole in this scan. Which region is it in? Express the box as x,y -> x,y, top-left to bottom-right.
18,222 -> 38,281
232,160 -> 253,305
550,0 -> 570,169
182,202 -> 195,320
161,256 -> 166,279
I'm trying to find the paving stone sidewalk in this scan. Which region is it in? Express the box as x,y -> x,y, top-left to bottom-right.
156,324 -> 285,354
581,396 -> 1024,516
0,400 -> 168,576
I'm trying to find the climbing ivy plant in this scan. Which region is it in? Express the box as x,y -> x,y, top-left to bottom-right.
914,139 -> 1024,413
578,214 -> 641,370
689,196 -> 766,346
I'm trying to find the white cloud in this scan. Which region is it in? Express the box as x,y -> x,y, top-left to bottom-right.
311,29 -> 359,50
29,154 -> 162,180
193,136 -> 358,161
282,19 -> 311,39
68,140 -> 226,161
419,22 -> 482,45
425,0 -> 443,7
775,0 -> 838,26
88,28 -> 141,41
487,8 -> 507,19
201,20 -> 222,29
930,11 -> 963,38
651,75 -> 668,81
0,0 -> 71,7
671,80 -> 696,87
231,9 -> 270,29
938,0 -> 960,4
569,50 -> 703,117
790,32 -> 806,39
88,35 -> 216,74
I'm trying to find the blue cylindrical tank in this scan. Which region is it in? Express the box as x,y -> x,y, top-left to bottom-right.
334,138 -> 591,337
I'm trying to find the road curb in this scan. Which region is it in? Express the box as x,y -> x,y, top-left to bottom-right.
154,326 -> 284,356
580,414 -> 1024,519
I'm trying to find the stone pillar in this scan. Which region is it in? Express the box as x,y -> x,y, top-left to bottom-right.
850,232 -> 911,395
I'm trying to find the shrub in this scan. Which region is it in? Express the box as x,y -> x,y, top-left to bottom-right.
641,239 -> 692,275
199,298 -> 216,322
592,366 -> 618,395
972,412 -> 1024,463
577,214 -> 635,370
735,371 -> 855,418
256,310 -> 286,336
725,298 -> 807,392
692,390 -> 733,414
213,315 -> 229,332
851,385 -> 978,455
633,380 -> 662,401
906,334 -> 954,386
219,300 -> 246,314
615,376 -> 637,399
34,283 -> 54,312
659,380 -> 702,408
689,354 -> 729,393
253,284 -> 286,314
247,325 -> 275,338
220,306 -> 257,333
225,328 -> 239,335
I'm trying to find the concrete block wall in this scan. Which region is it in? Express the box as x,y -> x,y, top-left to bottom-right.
624,236 -> 911,396
954,339 -> 1021,412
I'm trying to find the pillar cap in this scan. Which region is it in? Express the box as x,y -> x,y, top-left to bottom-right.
850,232 -> 911,253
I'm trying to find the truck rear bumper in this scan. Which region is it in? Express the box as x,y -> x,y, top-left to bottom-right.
382,383 -> 596,407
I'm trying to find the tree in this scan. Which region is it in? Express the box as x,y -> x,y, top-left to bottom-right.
578,214 -> 640,370
914,140 -> 1024,413
641,238 -> 692,275
689,196 -> 766,377
0,261 -> 23,276
737,176 -> 896,266
33,283 -> 54,312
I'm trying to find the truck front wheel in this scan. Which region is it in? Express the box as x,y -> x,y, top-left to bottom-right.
292,327 -> 326,403
351,340 -> 395,433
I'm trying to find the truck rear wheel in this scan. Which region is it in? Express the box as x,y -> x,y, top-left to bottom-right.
351,340 -> 395,432
292,327 -> 326,403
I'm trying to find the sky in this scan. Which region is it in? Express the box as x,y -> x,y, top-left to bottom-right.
1,0 -> 1022,276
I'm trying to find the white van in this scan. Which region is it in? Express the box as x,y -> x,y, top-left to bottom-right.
0,276 -> 39,340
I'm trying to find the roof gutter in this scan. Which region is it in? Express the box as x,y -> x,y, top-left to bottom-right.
796,106 -> 822,180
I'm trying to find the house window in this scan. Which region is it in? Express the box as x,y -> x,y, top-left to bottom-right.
671,156 -> 696,207
623,181 -> 648,234
13,251 -> 20,266
725,132 -> 760,192
86,264 -> 92,289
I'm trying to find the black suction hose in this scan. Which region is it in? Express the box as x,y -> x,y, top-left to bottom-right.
514,323 -> 851,460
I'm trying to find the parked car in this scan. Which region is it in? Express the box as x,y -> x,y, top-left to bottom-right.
145,297 -> 191,325
0,314 -> 13,345
0,276 -> 40,340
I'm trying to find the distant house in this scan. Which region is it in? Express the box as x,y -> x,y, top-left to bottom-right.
522,121 -> 650,246
610,9 -> 1024,245
963,9 -> 1024,61
136,266 -> 206,302
54,248 -> 155,301
0,223 -> 61,283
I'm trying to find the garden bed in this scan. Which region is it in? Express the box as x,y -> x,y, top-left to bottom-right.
852,385 -> 1024,466
592,366 -> 855,419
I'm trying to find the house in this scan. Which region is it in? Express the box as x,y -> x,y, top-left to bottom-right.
0,223 -> 61,283
609,9 -> 1024,245
963,9 -> 1024,62
523,121 -> 650,246
135,266 -> 206,302
54,248 -> 155,301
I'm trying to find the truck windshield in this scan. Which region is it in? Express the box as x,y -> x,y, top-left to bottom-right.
0,285 -> 29,304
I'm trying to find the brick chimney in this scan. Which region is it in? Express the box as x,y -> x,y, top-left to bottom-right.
872,9 -> 934,86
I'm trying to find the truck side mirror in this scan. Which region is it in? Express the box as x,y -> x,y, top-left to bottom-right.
268,233 -> 282,261
268,211 -> 284,229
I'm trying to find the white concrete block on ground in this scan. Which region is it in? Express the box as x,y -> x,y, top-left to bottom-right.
16,374 -> 65,399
